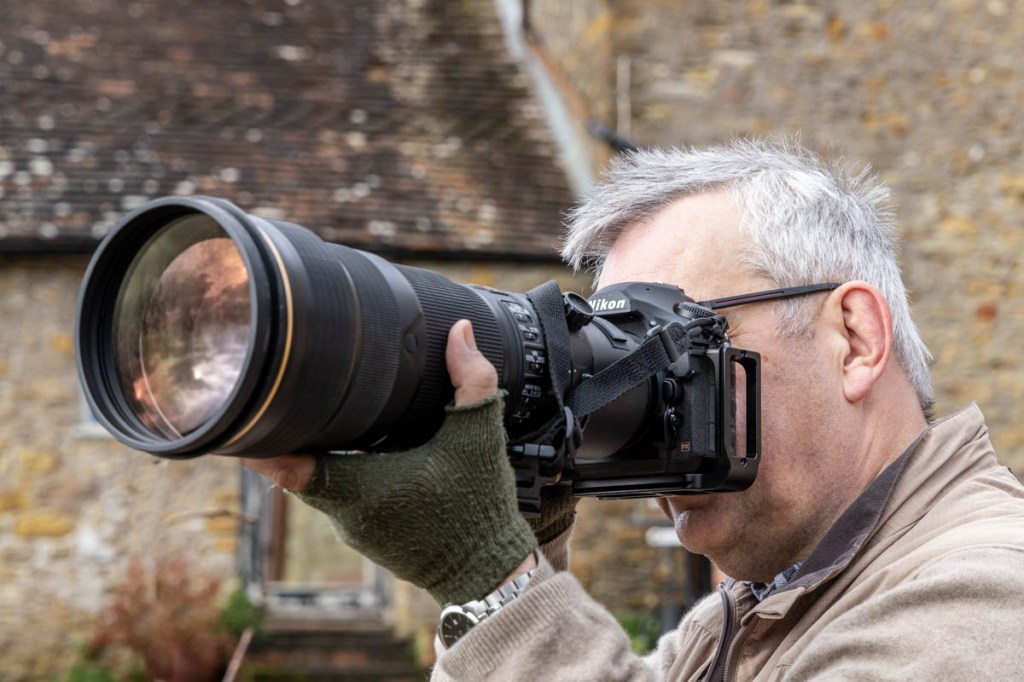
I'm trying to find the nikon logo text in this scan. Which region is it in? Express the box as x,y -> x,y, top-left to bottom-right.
590,298 -> 627,312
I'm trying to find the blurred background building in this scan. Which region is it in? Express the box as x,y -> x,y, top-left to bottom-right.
1,0 -> 1022,679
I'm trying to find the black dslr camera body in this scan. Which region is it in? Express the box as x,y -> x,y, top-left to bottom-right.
75,196 -> 761,514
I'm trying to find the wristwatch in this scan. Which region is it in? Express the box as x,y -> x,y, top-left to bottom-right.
437,569 -> 536,649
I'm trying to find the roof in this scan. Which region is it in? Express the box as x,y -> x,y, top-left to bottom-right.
0,0 -> 575,258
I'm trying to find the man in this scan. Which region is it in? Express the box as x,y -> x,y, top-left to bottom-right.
244,139 -> 1024,680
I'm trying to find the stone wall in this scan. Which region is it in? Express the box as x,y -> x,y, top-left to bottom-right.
0,254 -> 241,679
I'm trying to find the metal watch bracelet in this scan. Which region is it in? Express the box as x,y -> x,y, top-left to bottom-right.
438,568 -> 537,649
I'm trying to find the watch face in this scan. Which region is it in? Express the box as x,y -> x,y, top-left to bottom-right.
439,610 -> 479,648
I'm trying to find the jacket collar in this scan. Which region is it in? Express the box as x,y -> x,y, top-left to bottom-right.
749,403 -> 991,617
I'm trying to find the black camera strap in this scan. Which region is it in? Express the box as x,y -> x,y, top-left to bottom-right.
508,281 -> 582,515
566,322 -> 691,419
526,280 -> 574,410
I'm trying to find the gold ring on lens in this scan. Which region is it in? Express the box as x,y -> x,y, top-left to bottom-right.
223,228 -> 294,447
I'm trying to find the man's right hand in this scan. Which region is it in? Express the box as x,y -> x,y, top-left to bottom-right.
241,320 -> 538,606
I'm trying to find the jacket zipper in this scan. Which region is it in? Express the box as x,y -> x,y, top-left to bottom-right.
700,585 -> 737,682
722,622 -> 753,682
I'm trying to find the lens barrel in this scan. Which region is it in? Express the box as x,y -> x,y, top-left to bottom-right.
76,196 -> 625,458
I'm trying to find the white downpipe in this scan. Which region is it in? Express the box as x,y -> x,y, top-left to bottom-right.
493,0 -> 596,197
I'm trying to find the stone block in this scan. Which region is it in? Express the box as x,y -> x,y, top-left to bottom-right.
50,333 -> 74,355
18,448 -> 58,474
14,510 -> 76,537
0,490 -> 28,512
999,174 -> 1024,203
939,215 -> 978,238
204,513 -> 241,535
214,536 -> 238,553
212,485 -> 240,507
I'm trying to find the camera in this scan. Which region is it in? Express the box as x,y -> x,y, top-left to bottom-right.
75,196 -> 761,513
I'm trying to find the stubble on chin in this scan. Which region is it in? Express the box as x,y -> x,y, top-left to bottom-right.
664,497 -> 717,555
667,495 -> 808,583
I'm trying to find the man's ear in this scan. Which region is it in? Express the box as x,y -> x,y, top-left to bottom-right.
833,281 -> 893,403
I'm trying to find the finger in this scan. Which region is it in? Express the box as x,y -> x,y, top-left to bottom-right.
240,454 -> 318,492
446,319 -> 498,406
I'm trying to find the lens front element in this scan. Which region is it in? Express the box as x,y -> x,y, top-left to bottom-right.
113,215 -> 252,439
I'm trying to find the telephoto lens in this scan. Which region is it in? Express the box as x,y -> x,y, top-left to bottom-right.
75,196 -> 646,460
77,195 -> 762,501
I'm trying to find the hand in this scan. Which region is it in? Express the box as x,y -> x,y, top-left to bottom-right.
241,320 -> 537,605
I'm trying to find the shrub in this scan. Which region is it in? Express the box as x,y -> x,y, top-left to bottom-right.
221,584 -> 261,637
616,611 -> 662,655
89,553 -> 234,682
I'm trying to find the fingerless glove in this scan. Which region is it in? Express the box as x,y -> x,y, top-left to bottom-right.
295,393 -> 538,605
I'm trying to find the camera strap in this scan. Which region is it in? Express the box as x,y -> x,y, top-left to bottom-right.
526,280 -> 574,410
566,322 -> 691,419
509,281 -> 582,515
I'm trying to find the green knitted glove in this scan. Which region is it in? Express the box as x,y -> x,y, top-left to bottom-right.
294,392 -> 537,605
528,484 -> 579,545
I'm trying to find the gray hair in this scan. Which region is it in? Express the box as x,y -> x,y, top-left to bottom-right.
562,138 -> 934,416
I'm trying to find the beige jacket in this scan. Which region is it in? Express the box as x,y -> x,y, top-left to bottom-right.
433,404 -> 1024,681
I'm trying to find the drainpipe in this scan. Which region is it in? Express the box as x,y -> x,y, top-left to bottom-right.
493,0 -> 597,197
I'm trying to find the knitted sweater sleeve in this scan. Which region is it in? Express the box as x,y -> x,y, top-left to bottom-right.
430,527 -> 718,681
